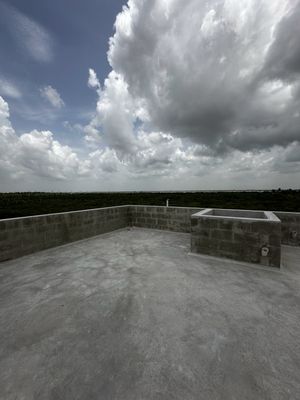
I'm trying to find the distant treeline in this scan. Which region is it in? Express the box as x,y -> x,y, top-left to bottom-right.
0,190 -> 299,219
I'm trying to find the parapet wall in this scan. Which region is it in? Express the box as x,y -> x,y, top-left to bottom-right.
0,206 -> 129,262
129,205 -> 203,232
0,205 -> 299,262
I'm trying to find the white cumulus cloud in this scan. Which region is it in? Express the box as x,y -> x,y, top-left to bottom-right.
40,85 -> 65,109
88,68 -> 101,90
0,96 -> 83,183
85,70 -> 138,154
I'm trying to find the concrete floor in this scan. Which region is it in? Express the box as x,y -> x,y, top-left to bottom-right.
0,228 -> 300,400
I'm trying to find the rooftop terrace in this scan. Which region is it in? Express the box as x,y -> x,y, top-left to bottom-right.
1,227 -> 300,399
1,205 -> 300,399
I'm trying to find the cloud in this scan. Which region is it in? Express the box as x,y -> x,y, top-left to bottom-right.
0,96 -> 11,125
88,148 -> 122,174
1,94 -> 299,190
88,68 -> 101,91
101,0 -> 298,154
40,86 -> 65,109
0,2 -> 53,62
262,2 -> 300,81
63,121 -> 84,133
0,78 -> 22,99
129,131 -> 194,176
2,0 -> 300,190
0,96 -> 84,182
85,70 -> 138,154
17,130 -> 83,180
80,0 -> 300,189
283,141 -> 300,163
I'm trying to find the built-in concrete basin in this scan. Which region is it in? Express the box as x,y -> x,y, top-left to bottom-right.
202,208 -> 268,219
191,208 -> 281,268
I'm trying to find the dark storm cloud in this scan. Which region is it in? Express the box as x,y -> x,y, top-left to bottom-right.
262,2 -> 300,81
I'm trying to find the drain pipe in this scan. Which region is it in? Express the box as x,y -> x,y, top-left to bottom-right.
166,199 -> 169,207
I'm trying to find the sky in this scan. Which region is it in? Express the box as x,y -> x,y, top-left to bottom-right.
0,0 -> 300,192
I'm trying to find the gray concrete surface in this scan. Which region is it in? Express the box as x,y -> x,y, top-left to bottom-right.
191,208 -> 281,268
0,228 -> 300,400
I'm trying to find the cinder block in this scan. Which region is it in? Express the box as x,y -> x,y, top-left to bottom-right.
213,229 -> 233,241
191,208 -> 282,268
2,205 -> 297,264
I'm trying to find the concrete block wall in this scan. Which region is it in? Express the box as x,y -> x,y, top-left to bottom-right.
0,206 -> 129,262
191,211 -> 282,268
273,211 -> 300,246
129,205 -> 203,233
1,205 -> 299,263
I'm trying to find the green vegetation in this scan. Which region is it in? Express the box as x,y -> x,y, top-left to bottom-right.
0,190 -> 299,219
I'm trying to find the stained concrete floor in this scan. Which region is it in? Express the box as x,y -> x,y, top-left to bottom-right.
0,228 -> 300,400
